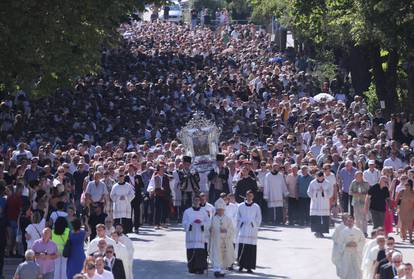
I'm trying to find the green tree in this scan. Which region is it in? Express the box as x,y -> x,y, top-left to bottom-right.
0,0 -> 159,96
250,0 -> 414,113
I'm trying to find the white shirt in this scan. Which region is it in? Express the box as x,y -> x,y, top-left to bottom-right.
84,273 -> 103,279
385,121 -> 394,139
96,270 -> 114,279
25,219 -> 46,249
363,169 -> 381,186
49,210 -> 68,225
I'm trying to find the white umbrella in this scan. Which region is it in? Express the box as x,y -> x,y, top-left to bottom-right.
313,93 -> 334,102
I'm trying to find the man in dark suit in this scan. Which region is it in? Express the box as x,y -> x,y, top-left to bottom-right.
379,251 -> 403,279
104,244 -> 126,279
208,153 -> 230,203
125,163 -> 144,233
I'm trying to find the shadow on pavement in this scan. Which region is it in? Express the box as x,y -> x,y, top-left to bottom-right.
133,259 -> 288,279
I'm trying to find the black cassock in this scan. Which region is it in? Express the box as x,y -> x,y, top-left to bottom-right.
187,248 -> 207,273
238,243 -> 257,270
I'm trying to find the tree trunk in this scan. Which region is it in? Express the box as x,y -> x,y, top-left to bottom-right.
406,54 -> 414,110
349,45 -> 371,95
370,44 -> 399,115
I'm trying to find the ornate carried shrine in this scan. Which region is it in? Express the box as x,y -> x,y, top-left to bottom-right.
178,112 -> 221,172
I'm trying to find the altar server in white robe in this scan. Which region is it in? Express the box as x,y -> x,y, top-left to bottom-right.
111,231 -> 132,279
307,171 -> 334,238
183,195 -> 211,274
264,163 -> 289,225
209,198 -> 235,277
225,193 -> 238,230
115,224 -> 134,279
332,214 -> 349,277
338,216 -> 366,279
110,174 -> 135,232
237,190 -> 262,274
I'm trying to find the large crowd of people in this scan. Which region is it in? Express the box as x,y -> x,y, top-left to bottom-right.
1,17 -> 414,279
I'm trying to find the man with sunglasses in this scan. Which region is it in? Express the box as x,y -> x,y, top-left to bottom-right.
104,245 -> 126,279
379,252 -> 403,279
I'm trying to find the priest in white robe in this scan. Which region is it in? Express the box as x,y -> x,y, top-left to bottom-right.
237,190 -> 262,273
183,195 -> 211,274
362,236 -> 386,279
338,216 -> 366,279
115,224 -> 134,279
332,214 -> 349,277
264,163 -> 289,225
361,226 -> 385,277
307,171 -> 333,238
209,198 -> 235,277
87,224 -> 116,256
111,231 -> 132,279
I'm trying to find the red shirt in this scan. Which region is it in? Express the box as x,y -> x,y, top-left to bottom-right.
6,194 -> 23,221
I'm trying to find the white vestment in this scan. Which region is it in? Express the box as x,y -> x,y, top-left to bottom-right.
110,183 -> 135,219
86,236 -> 116,256
171,170 -> 182,206
119,234 -> 134,279
361,238 -> 376,267
237,202 -> 262,245
338,226 -> 365,279
209,215 -> 235,272
362,245 -> 381,279
113,241 -> 132,279
225,203 -> 238,230
332,223 -> 346,276
307,179 -> 334,216
264,172 -> 289,208
183,207 -> 211,249
201,202 -> 215,244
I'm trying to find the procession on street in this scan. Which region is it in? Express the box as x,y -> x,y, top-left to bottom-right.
3,5 -> 414,279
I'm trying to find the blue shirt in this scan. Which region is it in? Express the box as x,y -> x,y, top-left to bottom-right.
297,174 -> 313,198
338,167 -> 357,193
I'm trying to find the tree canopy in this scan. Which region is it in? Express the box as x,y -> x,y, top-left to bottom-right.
0,0 -> 159,96
251,0 -> 414,113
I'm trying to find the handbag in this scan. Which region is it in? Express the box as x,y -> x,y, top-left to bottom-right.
62,237 -> 71,258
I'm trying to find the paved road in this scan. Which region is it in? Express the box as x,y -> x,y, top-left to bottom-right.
131,224 -> 414,279
4,224 -> 414,279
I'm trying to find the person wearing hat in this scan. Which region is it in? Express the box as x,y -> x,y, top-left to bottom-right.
178,156 -> 200,210
208,154 -> 230,203
307,171 -> 334,238
209,198 -> 235,277
182,195 -> 210,275
363,160 -> 381,187
234,163 -> 258,203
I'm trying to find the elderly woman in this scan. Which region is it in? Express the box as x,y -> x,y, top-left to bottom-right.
398,180 -> 414,242
349,171 -> 370,235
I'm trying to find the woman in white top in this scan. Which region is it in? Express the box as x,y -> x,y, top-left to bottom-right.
25,201 -> 48,249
